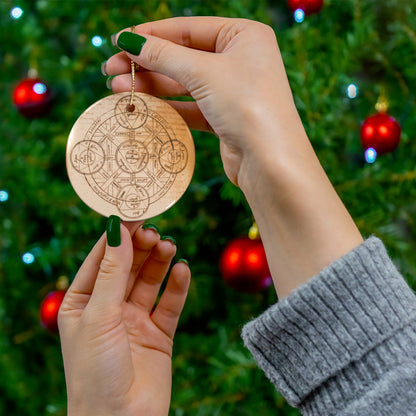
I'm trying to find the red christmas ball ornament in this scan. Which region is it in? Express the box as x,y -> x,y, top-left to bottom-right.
287,0 -> 324,15
220,237 -> 272,293
360,112 -> 401,155
13,77 -> 52,118
40,290 -> 66,332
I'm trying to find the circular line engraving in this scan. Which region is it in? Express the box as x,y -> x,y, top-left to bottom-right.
116,140 -> 149,174
66,93 -> 195,221
117,184 -> 150,219
159,140 -> 188,174
70,141 -> 105,174
115,95 -> 148,129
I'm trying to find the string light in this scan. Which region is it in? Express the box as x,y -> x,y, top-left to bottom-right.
33,82 -> 47,95
294,9 -> 305,23
346,84 -> 358,99
10,7 -> 23,19
91,35 -> 103,47
0,190 -> 8,202
22,252 -> 35,264
365,147 -> 377,164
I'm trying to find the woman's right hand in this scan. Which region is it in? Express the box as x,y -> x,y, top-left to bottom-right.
105,17 -> 363,299
104,17 -> 303,186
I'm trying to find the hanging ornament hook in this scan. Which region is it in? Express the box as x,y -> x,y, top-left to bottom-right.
56,275 -> 69,291
248,221 -> 259,240
375,86 -> 389,113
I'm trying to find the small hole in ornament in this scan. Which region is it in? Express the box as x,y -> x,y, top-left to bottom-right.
126,104 -> 135,112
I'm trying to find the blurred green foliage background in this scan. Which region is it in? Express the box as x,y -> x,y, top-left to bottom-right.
1,0 -> 416,414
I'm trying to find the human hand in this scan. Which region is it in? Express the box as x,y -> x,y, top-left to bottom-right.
104,17 -> 302,186
104,17 -> 362,300
58,219 -> 190,416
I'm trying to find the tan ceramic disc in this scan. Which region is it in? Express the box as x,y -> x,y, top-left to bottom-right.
66,92 -> 195,221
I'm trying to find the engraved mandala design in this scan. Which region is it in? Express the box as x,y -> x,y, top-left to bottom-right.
69,95 -> 190,219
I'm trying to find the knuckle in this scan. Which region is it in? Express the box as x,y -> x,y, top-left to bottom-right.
146,40 -> 167,67
99,257 -> 116,276
98,256 -> 127,280
243,19 -> 275,40
159,304 -> 179,320
262,23 -> 277,39
181,27 -> 192,47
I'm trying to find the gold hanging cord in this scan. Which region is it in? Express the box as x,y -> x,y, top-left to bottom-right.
128,25 -> 136,111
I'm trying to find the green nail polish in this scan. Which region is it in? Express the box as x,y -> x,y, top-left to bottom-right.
161,235 -> 176,245
142,223 -> 159,233
101,60 -> 108,76
178,258 -> 189,266
117,32 -> 147,56
106,76 -> 114,90
107,215 -> 121,247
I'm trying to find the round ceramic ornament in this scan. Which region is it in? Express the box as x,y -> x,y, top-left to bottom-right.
66,92 -> 195,221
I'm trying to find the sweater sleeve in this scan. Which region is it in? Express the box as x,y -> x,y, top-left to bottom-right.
241,237 -> 416,415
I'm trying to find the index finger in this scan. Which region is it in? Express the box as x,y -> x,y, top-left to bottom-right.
118,16 -> 235,53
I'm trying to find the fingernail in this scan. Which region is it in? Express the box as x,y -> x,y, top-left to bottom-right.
161,235 -> 176,245
117,32 -> 147,56
142,223 -> 159,233
107,215 -> 121,247
111,33 -> 118,46
178,258 -> 189,266
101,60 -> 108,76
106,76 -> 114,90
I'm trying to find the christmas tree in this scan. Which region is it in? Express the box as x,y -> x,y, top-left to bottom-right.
1,0 -> 416,415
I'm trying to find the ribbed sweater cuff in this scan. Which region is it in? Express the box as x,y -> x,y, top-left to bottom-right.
241,237 -> 416,411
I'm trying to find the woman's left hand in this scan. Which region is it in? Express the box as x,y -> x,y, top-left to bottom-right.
58,221 -> 190,416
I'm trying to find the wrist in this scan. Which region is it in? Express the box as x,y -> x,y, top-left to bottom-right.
236,115 -> 363,298
67,395 -> 106,416
237,107 -> 311,194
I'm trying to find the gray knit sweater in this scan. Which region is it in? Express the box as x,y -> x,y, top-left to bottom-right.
241,237 -> 416,415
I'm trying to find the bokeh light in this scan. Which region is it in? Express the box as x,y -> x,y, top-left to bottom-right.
91,35 -> 103,47
22,252 -> 35,264
365,147 -> 377,164
0,190 -> 9,202
346,83 -> 358,99
11,7 -> 23,19
294,9 -> 305,23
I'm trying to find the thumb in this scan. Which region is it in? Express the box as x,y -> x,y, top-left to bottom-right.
116,31 -> 208,93
88,216 -> 133,311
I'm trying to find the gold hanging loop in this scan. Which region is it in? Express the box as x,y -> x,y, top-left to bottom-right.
130,60 -> 135,106
128,25 -> 137,111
